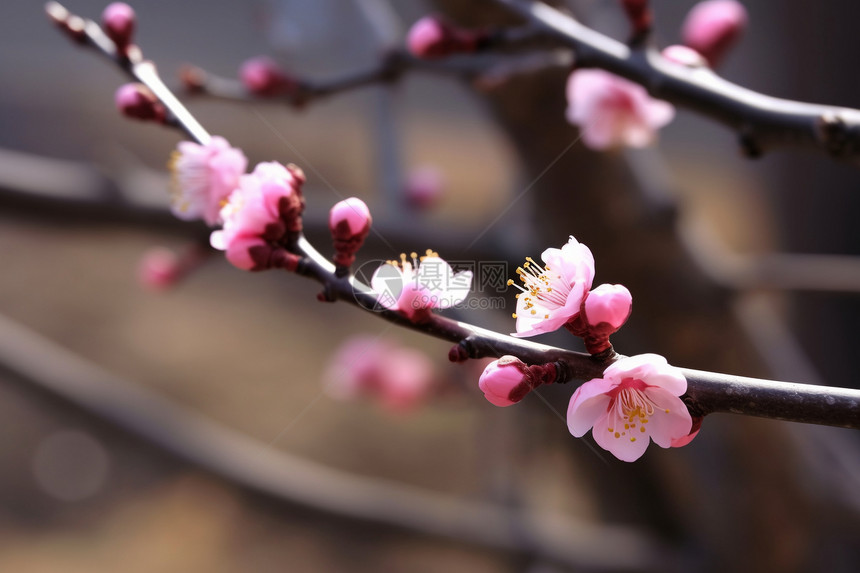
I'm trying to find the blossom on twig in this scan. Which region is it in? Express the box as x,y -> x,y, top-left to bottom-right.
209,161 -> 304,271
168,136 -> 247,225
565,69 -> 674,150
509,236 -> 595,337
371,251 -> 472,321
567,354 -> 693,461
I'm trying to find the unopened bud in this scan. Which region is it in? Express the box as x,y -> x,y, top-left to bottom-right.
406,15 -> 485,59
584,284 -> 633,330
102,2 -> 135,55
329,197 -> 372,269
620,0 -> 652,41
478,356 -> 556,407
682,0 -> 747,68
115,83 -> 166,122
239,56 -> 296,96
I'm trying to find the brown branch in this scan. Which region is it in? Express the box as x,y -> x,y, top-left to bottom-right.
46,2 -> 860,432
492,0 -> 860,163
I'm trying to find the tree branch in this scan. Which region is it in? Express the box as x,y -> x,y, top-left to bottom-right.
46,2 -> 860,432
492,0 -> 860,163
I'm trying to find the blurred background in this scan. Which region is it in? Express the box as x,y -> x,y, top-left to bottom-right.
1,0 -> 860,571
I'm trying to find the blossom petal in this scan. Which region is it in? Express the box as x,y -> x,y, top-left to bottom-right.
567,378 -> 615,437
643,387 -> 692,448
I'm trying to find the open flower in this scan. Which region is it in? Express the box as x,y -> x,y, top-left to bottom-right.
210,161 -> 303,270
370,250 -> 472,320
509,236 -> 595,337
565,69 -> 675,150
169,136 -> 247,225
567,354 -> 693,462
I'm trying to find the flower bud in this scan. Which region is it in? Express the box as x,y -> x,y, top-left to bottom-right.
115,83 -> 166,123
478,356 -> 530,407
661,45 -> 707,68
682,0 -> 747,68
620,0 -> 652,40
102,3 -> 135,55
404,166 -> 443,210
329,197 -> 372,269
478,356 -> 557,407
406,15 -> 485,59
240,56 -> 296,96
584,284 -> 632,330
137,248 -> 181,291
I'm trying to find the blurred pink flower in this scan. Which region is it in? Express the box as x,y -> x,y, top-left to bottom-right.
682,0 -> 747,68
102,3 -> 135,53
137,247 -> 181,291
210,161 -> 302,270
371,251 -> 472,321
565,69 -> 674,150
115,83 -> 165,123
584,283 -> 633,329
169,136 -> 247,226
239,56 -> 297,96
406,15 -> 483,59
404,166 -> 444,210
510,236 -> 595,337
567,354 -> 692,462
324,336 -> 435,413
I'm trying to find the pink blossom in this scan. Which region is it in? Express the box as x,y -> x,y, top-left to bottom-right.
584,284 -> 632,329
682,0 -> 748,68
371,251 -> 472,320
137,247 -> 180,291
239,56 -> 296,96
169,136 -> 247,226
567,354 -> 692,462
115,83 -> 165,123
478,356 -> 530,407
565,69 -> 675,150
210,161 -> 302,270
404,166 -> 444,209
102,3 -> 135,53
406,15 -> 483,59
324,336 -> 435,413
510,236 -> 595,337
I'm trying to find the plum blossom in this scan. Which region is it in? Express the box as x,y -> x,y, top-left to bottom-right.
210,161 -> 304,271
509,236 -> 595,337
324,336 -> 435,413
371,250 -> 472,320
169,136 -> 247,225
565,69 -> 675,150
567,354 -> 693,462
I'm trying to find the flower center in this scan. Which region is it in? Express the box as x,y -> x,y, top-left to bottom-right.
384,249 -> 439,272
507,257 -> 569,319
606,378 -> 670,443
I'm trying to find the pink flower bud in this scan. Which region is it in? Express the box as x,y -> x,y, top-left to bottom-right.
406,15 -> 483,59
682,0 -> 747,68
584,284 -> 633,329
478,356 -> 530,407
102,3 -> 135,54
114,83 -> 166,123
239,56 -> 296,96
404,166 -> 444,209
329,197 -> 372,268
661,45 -> 707,68
137,248 -> 180,291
